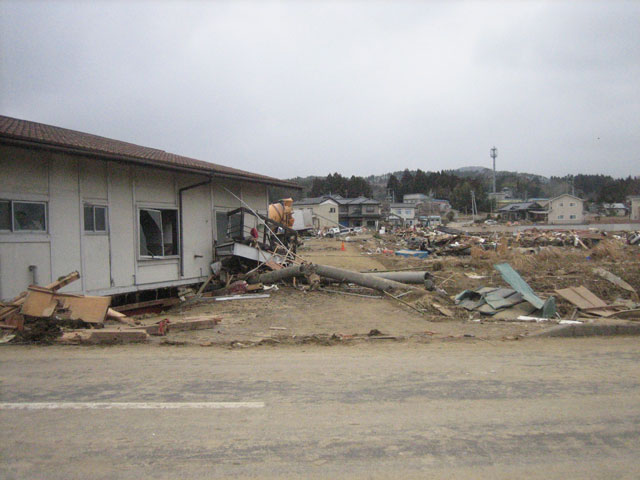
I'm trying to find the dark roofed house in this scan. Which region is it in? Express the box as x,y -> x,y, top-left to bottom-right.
0,115 -> 299,300
497,201 -> 546,222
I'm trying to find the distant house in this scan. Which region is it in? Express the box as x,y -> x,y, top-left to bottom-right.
296,195 -> 381,230
497,202 -> 546,222
293,196 -> 339,230
603,203 -> 629,217
334,196 -> 381,229
630,196 -> 640,222
388,203 -> 416,227
547,194 -> 585,225
403,193 -> 428,204
0,115 -> 298,300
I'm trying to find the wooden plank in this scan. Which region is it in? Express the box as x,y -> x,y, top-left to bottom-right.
113,297 -> 180,313
196,274 -> 215,296
20,290 -> 59,317
57,295 -> 110,324
44,271 -> 80,291
555,286 -> 616,317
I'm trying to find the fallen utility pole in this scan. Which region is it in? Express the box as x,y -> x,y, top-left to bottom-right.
314,264 -> 416,292
363,271 -> 430,284
247,264 -> 316,285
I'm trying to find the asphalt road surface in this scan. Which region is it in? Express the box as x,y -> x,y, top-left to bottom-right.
1,338 -> 639,479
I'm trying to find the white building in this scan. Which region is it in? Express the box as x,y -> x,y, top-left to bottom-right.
630,197 -> 640,221
389,203 -> 416,227
402,193 -> 428,204
0,115 -> 298,300
293,197 -> 340,230
547,194 -> 585,225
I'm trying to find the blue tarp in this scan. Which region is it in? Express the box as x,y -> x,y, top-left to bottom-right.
395,249 -> 430,259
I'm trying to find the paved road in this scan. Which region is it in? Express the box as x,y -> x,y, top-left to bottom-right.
1,339 -> 640,479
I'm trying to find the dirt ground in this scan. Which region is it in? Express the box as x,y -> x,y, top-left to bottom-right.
128,234 -> 640,347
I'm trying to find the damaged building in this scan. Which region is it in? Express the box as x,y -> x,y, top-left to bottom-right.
0,115 -> 298,301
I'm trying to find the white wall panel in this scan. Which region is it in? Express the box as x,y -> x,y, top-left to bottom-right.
48,153 -> 81,293
108,162 -> 135,287
80,159 -> 108,200
242,183 -> 267,212
0,146 -> 49,195
213,180 -> 241,208
134,167 -> 175,204
136,261 -> 179,284
0,242 -> 51,300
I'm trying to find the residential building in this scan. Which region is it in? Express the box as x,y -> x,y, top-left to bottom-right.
335,196 -> 381,229
547,194 -> 585,225
293,196 -> 339,230
402,193 -> 428,204
630,196 -> 640,221
497,202 -> 546,222
0,115 -> 298,300
603,203 -> 629,217
388,203 -> 416,227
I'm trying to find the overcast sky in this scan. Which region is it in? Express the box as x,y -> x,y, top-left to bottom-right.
1,1 -> 638,179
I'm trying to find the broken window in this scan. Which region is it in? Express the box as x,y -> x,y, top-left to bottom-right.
1,201 -> 47,232
139,208 -> 178,257
84,204 -> 108,233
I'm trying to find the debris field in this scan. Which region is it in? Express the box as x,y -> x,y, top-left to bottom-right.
1,225 -> 639,347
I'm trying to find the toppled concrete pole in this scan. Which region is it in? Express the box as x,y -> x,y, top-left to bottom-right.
315,264 -> 415,292
363,271 -> 429,284
247,264 -> 316,285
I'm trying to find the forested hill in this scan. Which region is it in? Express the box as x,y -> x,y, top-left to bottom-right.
269,168 -> 639,211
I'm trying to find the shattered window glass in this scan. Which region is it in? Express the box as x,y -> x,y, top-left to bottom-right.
139,208 -> 178,257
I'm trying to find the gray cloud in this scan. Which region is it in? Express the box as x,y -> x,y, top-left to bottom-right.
1,1 -> 638,178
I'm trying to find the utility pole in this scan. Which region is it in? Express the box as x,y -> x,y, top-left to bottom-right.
471,190 -> 478,221
490,146 -> 498,194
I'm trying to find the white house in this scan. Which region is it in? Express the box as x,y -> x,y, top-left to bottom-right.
0,115 -> 298,301
630,196 -> 640,222
389,203 -> 416,227
547,194 -> 585,225
402,193 -> 428,204
293,196 -> 340,230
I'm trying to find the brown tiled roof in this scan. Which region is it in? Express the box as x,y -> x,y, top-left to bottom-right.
0,115 -> 300,189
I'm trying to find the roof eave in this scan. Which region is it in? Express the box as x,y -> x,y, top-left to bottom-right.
0,135 -> 301,190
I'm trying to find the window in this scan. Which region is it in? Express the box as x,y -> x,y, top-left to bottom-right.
569,202 -> 575,207
329,207 -> 336,213
365,206 -> 375,213
559,202 -> 564,207
215,211 -> 231,243
139,208 -> 178,257
570,215 -> 576,219
558,215 -> 564,219
405,210 -> 412,215
0,200 -> 47,232
84,204 -> 108,233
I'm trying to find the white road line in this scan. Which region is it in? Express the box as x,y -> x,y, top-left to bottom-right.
0,402 -> 265,410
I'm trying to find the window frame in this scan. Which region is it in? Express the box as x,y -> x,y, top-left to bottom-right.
138,207 -> 180,259
0,199 -> 48,233
83,203 -> 108,234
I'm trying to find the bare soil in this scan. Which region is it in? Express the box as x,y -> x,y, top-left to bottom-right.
127,234 -> 640,347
